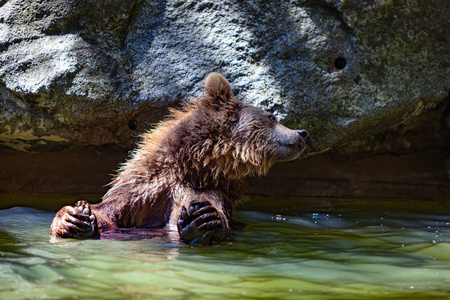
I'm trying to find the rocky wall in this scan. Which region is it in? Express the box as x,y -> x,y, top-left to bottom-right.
0,0 -> 448,152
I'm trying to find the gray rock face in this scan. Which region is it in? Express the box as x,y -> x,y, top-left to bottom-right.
0,0 -> 449,152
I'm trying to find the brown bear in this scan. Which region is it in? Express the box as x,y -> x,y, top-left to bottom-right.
50,73 -> 310,244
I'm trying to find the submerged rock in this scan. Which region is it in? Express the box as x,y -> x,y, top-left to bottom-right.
0,0 -> 448,152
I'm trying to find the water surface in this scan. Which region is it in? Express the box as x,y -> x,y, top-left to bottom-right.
1,196 -> 450,299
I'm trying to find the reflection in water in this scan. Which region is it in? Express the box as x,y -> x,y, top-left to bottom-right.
0,198 -> 450,299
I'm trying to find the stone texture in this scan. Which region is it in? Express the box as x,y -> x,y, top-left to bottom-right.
0,0 -> 449,152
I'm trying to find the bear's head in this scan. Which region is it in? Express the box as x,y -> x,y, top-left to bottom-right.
162,72 -> 310,188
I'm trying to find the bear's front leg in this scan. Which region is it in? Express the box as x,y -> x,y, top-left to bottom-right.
177,200 -> 230,245
51,200 -> 98,238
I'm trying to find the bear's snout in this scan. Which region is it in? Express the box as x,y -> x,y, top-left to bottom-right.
296,130 -> 311,146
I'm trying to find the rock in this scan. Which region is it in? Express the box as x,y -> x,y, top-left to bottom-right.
0,0 -> 449,152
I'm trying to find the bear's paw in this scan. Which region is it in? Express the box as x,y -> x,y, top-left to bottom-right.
50,200 -> 98,239
177,200 -> 229,245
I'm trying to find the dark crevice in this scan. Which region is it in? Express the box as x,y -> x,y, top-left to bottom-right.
334,56 -> 347,70
128,119 -> 137,131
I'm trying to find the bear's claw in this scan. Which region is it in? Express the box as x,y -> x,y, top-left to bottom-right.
51,200 -> 98,239
177,200 -> 229,245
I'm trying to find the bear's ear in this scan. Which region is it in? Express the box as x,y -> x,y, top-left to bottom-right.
204,72 -> 235,104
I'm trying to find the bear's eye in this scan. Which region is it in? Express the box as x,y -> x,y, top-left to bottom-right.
268,114 -> 278,123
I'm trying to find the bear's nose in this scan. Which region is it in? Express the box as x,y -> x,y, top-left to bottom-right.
296,130 -> 311,145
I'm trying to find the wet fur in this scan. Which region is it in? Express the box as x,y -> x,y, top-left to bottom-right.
51,73 -> 307,241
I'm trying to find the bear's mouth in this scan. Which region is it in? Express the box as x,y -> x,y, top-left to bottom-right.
278,141 -> 305,151
278,142 -> 296,147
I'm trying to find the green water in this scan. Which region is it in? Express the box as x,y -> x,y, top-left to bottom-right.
1,197 -> 450,299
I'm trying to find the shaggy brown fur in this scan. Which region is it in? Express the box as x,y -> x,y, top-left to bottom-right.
51,73 -> 309,244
